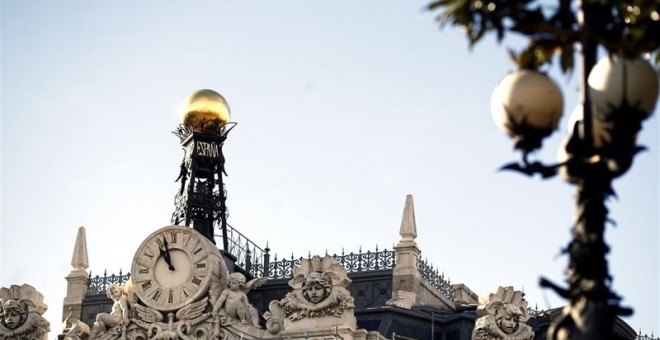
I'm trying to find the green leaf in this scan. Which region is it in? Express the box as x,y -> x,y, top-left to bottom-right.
518,48 -> 536,70
560,45 -> 575,74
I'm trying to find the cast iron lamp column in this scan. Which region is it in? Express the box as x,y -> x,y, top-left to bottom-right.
490,37 -> 658,340
428,0 -> 659,338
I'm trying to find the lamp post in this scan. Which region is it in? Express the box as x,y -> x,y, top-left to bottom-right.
428,1 -> 659,339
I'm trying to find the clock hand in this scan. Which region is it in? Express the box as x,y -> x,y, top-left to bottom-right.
159,236 -> 176,271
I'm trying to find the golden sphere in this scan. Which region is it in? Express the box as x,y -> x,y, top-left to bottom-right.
181,89 -> 231,132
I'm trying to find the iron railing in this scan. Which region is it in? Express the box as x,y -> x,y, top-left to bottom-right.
261,246 -> 396,279
87,270 -> 131,296
217,223 -> 266,277
418,256 -> 454,301
637,332 -> 660,340
526,305 -> 548,318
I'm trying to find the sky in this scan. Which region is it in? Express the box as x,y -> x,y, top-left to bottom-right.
1,0 -> 658,336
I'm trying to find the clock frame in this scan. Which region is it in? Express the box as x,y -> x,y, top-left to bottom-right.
131,225 -> 221,311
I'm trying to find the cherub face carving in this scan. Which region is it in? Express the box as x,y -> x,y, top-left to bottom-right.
498,313 -> 518,334
495,304 -> 523,334
229,273 -> 246,292
302,272 -> 331,304
2,300 -> 27,330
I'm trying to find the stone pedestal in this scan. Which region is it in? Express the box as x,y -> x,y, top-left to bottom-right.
62,269 -> 89,323
388,240 -> 422,309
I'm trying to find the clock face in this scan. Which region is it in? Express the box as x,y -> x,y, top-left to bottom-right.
131,225 -> 218,311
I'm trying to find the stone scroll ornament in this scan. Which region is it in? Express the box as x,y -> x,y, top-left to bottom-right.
0,284 -> 51,340
264,255 -> 355,334
62,309 -> 91,340
472,286 -> 534,340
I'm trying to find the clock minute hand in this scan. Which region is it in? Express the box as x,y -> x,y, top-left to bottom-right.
159,236 -> 175,271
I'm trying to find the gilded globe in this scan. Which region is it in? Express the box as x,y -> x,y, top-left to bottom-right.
181,89 -> 231,133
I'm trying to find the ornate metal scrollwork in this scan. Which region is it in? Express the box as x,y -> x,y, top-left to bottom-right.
86,270 -> 131,296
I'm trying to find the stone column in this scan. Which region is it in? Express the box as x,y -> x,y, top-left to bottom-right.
62,226 -> 90,324
386,195 -> 422,309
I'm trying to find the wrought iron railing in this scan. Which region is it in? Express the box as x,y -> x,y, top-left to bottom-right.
417,256 -> 454,300
217,223 -> 266,277
263,246 -> 396,279
86,270 -> 131,296
86,247 -> 394,295
637,332 -> 660,340
526,305 -> 548,318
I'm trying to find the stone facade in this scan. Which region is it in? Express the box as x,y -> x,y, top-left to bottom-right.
3,195 -> 642,340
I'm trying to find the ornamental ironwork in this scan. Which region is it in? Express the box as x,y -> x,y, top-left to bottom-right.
417,256 -> 454,301
264,246 -> 395,279
333,246 -> 395,273
219,223 -> 267,278
265,254 -> 303,279
637,333 -> 660,340
86,270 -> 131,296
526,305 -> 548,318
171,125 -> 236,248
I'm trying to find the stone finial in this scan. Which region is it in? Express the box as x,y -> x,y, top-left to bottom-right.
387,195 -> 422,310
70,226 -> 89,271
63,227 -> 90,326
399,195 -> 417,242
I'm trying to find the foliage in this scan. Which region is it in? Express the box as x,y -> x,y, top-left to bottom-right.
427,0 -> 660,72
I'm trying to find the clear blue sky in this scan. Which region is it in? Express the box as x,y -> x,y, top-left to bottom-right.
2,0 -> 657,336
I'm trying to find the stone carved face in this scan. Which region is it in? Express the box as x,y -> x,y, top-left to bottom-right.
107,285 -> 123,301
4,310 -> 21,329
2,300 -> 27,330
495,304 -> 522,334
498,313 -> 517,334
302,272 -> 331,304
229,273 -> 246,291
305,283 -> 326,303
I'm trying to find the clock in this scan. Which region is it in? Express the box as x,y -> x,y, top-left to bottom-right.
131,225 -> 224,311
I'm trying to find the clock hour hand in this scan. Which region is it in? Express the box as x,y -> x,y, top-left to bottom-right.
159,236 -> 175,271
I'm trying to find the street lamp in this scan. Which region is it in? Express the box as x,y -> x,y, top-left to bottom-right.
428,0 -> 659,339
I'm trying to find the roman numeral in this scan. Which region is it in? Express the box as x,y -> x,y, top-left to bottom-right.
196,263 -> 206,269
168,290 -> 173,303
193,247 -> 203,255
191,277 -> 201,286
155,238 -> 164,248
139,268 -> 149,274
141,281 -> 152,290
152,289 -> 162,301
144,251 -> 153,259
183,289 -> 190,298
170,233 -> 178,244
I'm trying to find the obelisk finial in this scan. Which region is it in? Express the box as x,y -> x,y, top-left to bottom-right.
70,226 -> 89,271
399,194 -> 417,242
